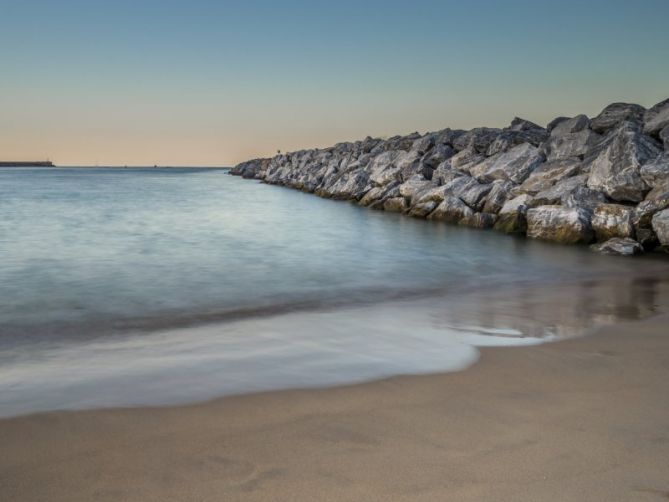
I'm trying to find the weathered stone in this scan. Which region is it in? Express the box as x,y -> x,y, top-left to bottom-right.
542,116 -> 602,161
526,206 -> 594,244
326,169 -> 371,200
486,118 -> 548,155
644,98 -> 669,136
651,208 -> 669,246
383,197 -> 408,213
533,174 -> 588,206
590,103 -> 645,134
427,196 -> 474,223
561,185 -> 608,211
452,128 -> 502,153
518,158 -> 582,195
408,200 -> 438,218
368,151 -> 404,186
587,122 -> 661,202
591,203 -> 635,241
433,148 -> 484,184
421,144 -> 455,170
635,228 -> 659,250
482,180 -> 514,214
640,153 -> 669,188
660,125 -> 669,150
358,183 -> 398,207
460,212 -> 497,229
591,238 -> 643,256
442,176 -> 492,210
414,185 -> 451,205
633,184 -> 669,230
398,175 -> 434,201
469,143 -> 545,184
493,194 -> 534,234
411,134 -> 436,154
546,116 -> 570,132
230,158 -> 269,179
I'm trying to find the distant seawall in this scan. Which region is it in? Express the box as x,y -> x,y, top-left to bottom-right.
0,161 -> 54,167
230,98 -> 669,257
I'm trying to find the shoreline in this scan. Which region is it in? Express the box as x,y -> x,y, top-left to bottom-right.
2,313 -> 668,500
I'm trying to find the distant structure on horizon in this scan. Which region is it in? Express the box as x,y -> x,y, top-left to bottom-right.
0,160 -> 55,167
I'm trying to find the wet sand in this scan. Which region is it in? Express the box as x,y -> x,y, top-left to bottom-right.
1,313 -> 668,501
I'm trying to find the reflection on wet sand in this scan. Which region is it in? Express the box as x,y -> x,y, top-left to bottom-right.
435,276 -> 669,340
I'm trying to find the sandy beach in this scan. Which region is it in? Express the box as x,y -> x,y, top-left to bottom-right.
2,313 -> 668,501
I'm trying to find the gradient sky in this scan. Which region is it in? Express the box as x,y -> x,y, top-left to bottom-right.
1,0 -> 668,166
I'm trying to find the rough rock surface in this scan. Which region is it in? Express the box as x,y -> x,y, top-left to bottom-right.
591,238 -> 643,256
231,98 -> 669,257
526,206 -> 594,244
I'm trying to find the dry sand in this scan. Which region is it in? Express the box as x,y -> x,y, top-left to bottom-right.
1,315 -> 668,501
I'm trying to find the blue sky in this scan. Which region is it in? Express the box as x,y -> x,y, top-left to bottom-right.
1,0 -> 668,165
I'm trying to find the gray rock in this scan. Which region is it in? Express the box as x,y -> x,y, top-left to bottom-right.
433,148 -> 485,184
591,203 -> 635,241
368,151 -> 404,186
561,185 -> 608,211
408,200 -> 438,218
486,118 -> 548,155
493,194 -> 534,233
427,195 -> 474,223
460,212 -> 497,229
411,134 -> 436,154
644,98 -> 669,136
640,153 -> 669,188
398,175 -> 435,202
518,158 -> 582,195
526,206 -> 594,244
546,116 -> 571,132
633,184 -> 669,230
591,238 -> 643,256
533,174 -> 588,206
660,125 -> 669,150
230,158 -> 269,179
651,208 -> 669,246
587,122 -> 661,202
590,103 -> 645,134
383,197 -> 408,213
326,169 -> 371,200
421,144 -> 455,170
482,180 -> 514,214
358,183 -> 399,207
452,128 -> 502,153
442,176 -> 492,210
542,116 -> 602,161
469,143 -> 545,184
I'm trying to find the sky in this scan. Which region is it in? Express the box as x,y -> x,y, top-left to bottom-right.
1,0 -> 668,166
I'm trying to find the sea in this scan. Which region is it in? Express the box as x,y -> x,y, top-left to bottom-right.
1,166 -> 668,417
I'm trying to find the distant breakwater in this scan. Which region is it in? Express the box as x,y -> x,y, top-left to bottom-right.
231,99 -> 669,257
0,161 -> 54,167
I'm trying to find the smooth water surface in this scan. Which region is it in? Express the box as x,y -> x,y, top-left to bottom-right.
1,167 -> 668,416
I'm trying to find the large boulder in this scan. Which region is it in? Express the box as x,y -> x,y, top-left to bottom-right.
517,158 -> 582,195
591,238 -> 643,256
452,128 -> 502,153
542,115 -> 602,161
442,176 -> 492,210
408,200 -> 438,218
468,143 -> 545,184
367,151 -> 404,186
230,158 -> 269,179
590,103 -> 645,134
639,152 -> 669,188
651,208 -> 669,247
644,98 -> 669,136
493,194 -> 534,233
383,197 -> 408,213
326,169 -> 371,200
532,174 -> 588,206
427,195 -> 474,223
398,175 -> 434,201
460,212 -> 497,229
591,203 -> 635,241
526,206 -> 594,244
482,180 -> 514,214
586,121 -> 662,202
486,118 -> 548,155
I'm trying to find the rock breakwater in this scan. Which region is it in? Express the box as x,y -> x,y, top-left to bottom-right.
231,99 -> 669,256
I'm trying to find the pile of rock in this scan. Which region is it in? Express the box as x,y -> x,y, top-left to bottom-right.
231,99 -> 669,256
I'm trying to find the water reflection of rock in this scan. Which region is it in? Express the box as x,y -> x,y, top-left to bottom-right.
433,277 -> 669,339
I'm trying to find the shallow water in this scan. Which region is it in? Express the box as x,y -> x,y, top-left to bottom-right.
1,167 -> 668,417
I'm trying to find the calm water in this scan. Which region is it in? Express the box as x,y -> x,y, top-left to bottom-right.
1,167 -> 668,416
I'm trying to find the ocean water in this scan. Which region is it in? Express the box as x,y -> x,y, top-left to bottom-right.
1,167 -> 668,417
